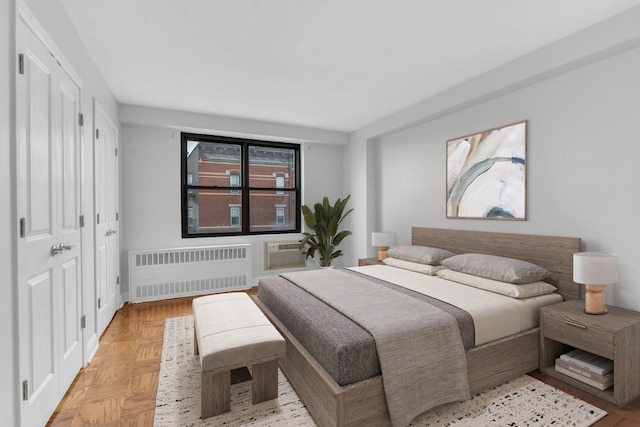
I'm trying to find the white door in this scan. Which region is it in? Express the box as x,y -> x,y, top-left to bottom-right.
95,104 -> 120,335
105,117 -> 120,317
16,19 -> 83,427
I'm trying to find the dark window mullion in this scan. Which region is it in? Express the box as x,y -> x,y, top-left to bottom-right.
247,187 -> 292,192
294,147 -> 302,231
241,144 -> 250,233
187,185 -> 236,191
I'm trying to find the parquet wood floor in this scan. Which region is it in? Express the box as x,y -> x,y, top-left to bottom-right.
47,288 -> 639,426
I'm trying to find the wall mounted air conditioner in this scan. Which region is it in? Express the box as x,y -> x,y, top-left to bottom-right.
264,241 -> 306,270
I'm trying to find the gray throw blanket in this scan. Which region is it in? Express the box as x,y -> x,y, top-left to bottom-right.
281,269 -> 470,427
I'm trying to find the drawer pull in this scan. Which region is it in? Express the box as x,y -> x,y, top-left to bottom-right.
563,320 -> 587,329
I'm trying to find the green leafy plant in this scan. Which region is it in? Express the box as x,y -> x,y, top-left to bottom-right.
299,195 -> 353,267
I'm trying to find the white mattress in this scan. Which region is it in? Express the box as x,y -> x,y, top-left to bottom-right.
350,264 -> 562,345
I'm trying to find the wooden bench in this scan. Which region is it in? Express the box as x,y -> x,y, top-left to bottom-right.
193,292 -> 286,419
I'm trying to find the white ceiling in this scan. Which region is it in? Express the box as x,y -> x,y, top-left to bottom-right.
60,0 -> 640,132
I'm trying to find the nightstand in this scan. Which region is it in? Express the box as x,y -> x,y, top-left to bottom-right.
540,299 -> 640,407
357,257 -> 383,266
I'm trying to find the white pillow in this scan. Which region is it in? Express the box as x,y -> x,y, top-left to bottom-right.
383,257 -> 446,275
436,269 -> 557,299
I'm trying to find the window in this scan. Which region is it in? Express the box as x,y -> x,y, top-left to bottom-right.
229,172 -> 240,194
230,206 -> 240,226
275,205 -> 285,225
275,174 -> 285,195
181,133 -> 301,237
187,206 -> 195,232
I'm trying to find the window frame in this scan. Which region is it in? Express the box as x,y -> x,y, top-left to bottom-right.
181,132 -> 301,238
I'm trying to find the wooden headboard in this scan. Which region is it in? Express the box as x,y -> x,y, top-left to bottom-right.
411,227 -> 582,301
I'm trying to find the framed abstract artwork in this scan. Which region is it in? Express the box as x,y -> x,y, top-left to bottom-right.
446,120 -> 527,220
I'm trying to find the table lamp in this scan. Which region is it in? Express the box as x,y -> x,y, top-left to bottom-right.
371,232 -> 396,261
573,252 -> 618,315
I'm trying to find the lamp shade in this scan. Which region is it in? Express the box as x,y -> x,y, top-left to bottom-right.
573,252 -> 618,285
371,232 -> 396,247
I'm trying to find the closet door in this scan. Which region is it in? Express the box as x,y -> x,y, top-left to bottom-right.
57,63 -> 83,392
16,18 -> 83,427
94,104 -> 120,335
104,114 -> 120,320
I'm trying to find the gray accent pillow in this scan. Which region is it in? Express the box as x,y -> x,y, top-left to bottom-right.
440,253 -> 551,284
385,245 -> 455,265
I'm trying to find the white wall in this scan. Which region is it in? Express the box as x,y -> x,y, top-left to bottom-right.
2,1 -> 17,424
120,105 -> 348,295
344,7 -> 640,311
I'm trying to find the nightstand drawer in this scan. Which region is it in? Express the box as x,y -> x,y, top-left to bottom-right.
543,313 -> 614,359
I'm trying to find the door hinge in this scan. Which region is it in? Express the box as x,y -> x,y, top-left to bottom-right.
20,218 -> 26,238
96,213 -> 100,224
96,129 -> 99,139
22,380 -> 28,401
115,147 -> 118,157
97,298 -> 101,309
116,276 -> 120,285
79,214 -> 85,228
81,315 -> 86,329
116,212 -> 119,221
79,113 -> 84,126
18,53 -> 25,75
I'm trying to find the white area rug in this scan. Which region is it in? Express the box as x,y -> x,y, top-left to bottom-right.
155,315 -> 607,426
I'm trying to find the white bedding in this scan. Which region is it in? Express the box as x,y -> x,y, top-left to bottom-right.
349,264 -> 563,345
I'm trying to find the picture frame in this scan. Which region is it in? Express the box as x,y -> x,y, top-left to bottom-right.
446,120 -> 527,220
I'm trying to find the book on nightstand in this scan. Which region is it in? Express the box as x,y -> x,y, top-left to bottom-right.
555,357 -> 614,390
555,358 -> 613,390
555,358 -> 613,383
559,349 -> 613,376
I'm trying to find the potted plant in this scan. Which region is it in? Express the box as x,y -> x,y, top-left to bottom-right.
299,195 -> 353,268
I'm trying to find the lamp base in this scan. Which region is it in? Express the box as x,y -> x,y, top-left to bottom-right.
584,284 -> 608,315
584,308 -> 608,315
377,246 -> 390,261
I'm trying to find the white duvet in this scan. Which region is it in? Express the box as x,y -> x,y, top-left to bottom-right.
350,264 -> 562,345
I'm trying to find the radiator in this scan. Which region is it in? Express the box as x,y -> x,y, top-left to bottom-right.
128,244 -> 252,303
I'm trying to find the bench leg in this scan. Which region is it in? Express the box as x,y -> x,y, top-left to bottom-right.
252,359 -> 279,404
193,324 -> 199,355
201,370 -> 230,418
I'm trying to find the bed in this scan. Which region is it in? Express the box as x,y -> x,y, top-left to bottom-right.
253,227 -> 582,426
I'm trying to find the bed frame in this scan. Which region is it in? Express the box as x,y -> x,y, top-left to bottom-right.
253,227 -> 582,426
